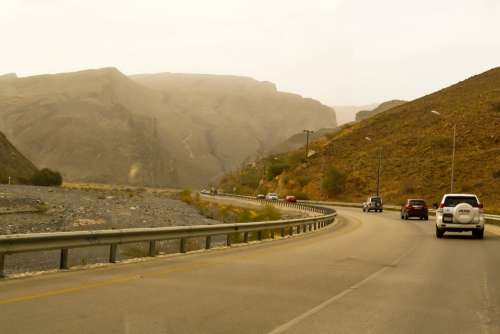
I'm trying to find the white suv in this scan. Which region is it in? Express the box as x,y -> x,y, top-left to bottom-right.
435,193 -> 485,239
265,193 -> 279,200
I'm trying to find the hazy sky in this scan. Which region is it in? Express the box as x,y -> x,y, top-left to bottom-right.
1,0 -> 499,105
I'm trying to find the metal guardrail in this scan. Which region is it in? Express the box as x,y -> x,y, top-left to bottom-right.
0,195 -> 336,278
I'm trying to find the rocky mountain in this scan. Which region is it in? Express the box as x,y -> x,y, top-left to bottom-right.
0,132 -> 38,183
220,67 -> 500,208
333,104 -> 378,125
0,68 -> 336,187
269,128 -> 339,154
355,100 -> 407,121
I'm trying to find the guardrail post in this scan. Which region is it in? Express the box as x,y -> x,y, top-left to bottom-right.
109,244 -> 118,263
180,238 -> 187,253
296,225 -> 301,234
244,232 -> 249,243
206,236 -> 212,249
281,228 -> 285,237
149,241 -> 156,257
227,234 -> 232,247
257,231 -> 263,240
271,230 -> 275,239
0,253 -> 5,278
60,248 -> 69,270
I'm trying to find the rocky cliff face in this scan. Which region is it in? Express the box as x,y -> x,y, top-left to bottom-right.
0,68 -> 336,187
0,132 -> 38,183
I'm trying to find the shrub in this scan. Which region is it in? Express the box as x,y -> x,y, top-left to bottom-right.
254,204 -> 281,221
30,168 -> 63,186
267,162 -> 289,180
322,167 -> 347,196
178,189 -> 193,204
240,168 -> 261,188
431,137 -> 453,150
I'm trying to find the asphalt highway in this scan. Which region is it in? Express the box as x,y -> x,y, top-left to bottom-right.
1,207 -> 499,333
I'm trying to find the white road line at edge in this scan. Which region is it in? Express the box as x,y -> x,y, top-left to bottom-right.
267,244 -> 418,334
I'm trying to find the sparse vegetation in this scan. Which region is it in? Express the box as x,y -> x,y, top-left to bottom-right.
267,161 -> 289,180
322,167 -> 347,196
220,67 -> 500,208
178,190 -> 281,223
30,168 -> 63,186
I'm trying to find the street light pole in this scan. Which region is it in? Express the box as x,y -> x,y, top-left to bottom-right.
365,137 -> 382,196
430,110 -> 456,193
303,130 -> 314,161
450,123 -> 456,193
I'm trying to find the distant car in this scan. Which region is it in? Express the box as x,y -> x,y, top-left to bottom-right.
363,196 -> 383,212
285,195 -> 297,203
200,189 -> 211,195
265,193 -> 279,200
401,199 -> 428,220
435,193 -> 485,239
256,194 -> 265,199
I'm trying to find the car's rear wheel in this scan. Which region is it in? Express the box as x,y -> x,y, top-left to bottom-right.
424,216 -> 429,221
404,213 -> 408,220
436,226 -> 444,238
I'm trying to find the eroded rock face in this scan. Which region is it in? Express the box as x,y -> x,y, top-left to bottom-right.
0,132 -> 38,183
0,68 -> 336,187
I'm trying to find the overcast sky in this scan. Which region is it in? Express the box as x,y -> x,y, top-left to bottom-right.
1,0 -> 499,105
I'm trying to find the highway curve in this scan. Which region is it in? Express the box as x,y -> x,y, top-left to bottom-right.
1,207 -> 500,333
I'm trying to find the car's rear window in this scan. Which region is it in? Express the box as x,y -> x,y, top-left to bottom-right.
443,196 -> 478,207
371,197 -> 381,203
409,200 -> 426,205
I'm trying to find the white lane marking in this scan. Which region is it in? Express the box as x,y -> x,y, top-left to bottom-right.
267,244 -> 418,334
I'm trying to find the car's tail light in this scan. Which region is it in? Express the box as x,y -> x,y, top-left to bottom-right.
439,203 -> 445,208
478,203 -> 483,209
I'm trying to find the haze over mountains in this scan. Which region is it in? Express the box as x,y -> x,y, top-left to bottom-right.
0,68 -> 336,187
221,67 -> 500,207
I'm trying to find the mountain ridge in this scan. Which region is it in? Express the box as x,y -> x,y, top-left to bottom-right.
220,66 -> 500,208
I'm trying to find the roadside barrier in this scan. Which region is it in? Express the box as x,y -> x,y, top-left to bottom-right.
0,194 -> 336,278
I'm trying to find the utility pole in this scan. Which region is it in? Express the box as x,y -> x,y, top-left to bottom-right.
303,130 -> 314,161
450,123 -> 456,193
151,117 -> 158,187
376,150 -> 381,196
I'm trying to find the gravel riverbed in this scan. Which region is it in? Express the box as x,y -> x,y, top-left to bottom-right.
0,184 -> 217,235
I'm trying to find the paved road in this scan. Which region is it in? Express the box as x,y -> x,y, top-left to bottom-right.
1,207 -> 500,333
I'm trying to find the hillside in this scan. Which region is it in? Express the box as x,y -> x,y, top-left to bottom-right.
355,100 -> 407,121
334,104 -> 378,124
269,128 -> 339,154
220,67 -> 500,208
0,68 -> 336,187
0,132 -> 38,183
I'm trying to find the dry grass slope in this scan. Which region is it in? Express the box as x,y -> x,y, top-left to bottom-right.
221,67 -> 500,209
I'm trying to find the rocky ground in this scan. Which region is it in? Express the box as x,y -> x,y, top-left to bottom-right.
0,185 -> 309,276
0,184 -> 217,235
